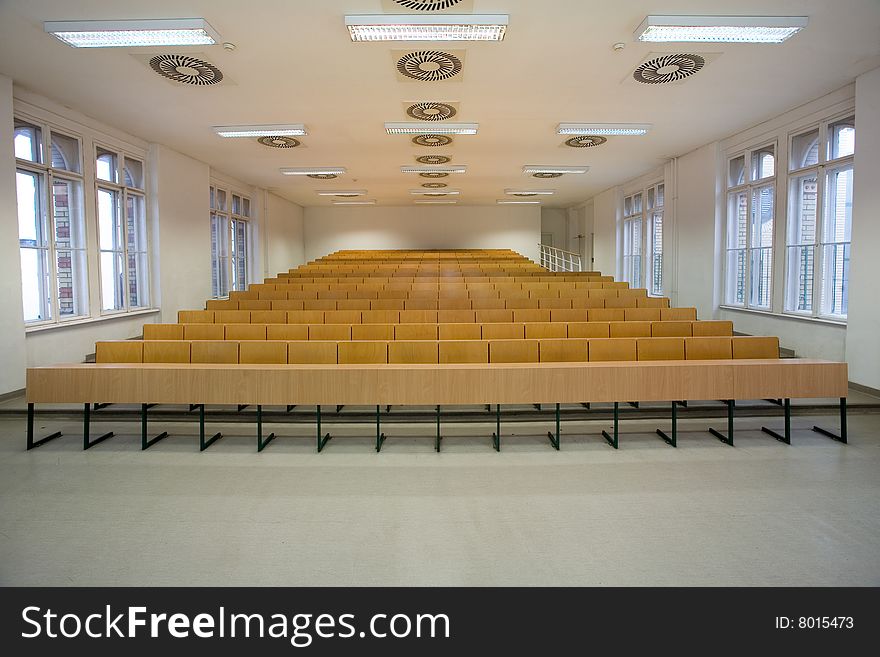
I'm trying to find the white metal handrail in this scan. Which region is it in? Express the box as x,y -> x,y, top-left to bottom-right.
539,243 -> 582,272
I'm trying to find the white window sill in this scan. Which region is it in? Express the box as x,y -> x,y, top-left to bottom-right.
718,305 -> 847,328
25,308 -> 160,334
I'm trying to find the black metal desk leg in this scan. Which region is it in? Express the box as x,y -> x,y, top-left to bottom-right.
141,403 -> 168,450
812,397 -> 847,443
317,405 -> 331,452
602,402 -> 619,449
546,403 -> 560,450
708,400 -> 734,446
83,403 -> 114,450
491,404 -> 501,451
375,405 -> 386,452
656,401 -> 677,447
761,398 -> 791,444
199,404 -> 222,451
435,405 -> 442,452
26,403 -> 63,450
257,405 -> 276,452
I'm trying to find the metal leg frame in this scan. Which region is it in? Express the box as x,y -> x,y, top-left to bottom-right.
761,398 -> 791,445
26,403 -> 63,450
491,404 -> 501,452
708,400 -> 735,446
546,403 -> 560,450
83,403 -> 114,450
198,405 -> 223,451
656,401 -> 681,447
141,403 -> 168,450
601,402 -> 619,449
812,397 -> 847,444
257,405 -> 276,452
316,405 -> 332,452
435,405 -> 442,452
375,405 -> 386,452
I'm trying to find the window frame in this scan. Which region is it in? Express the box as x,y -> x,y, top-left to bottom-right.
783,113 -> 854,321
94,143 -> 151,316
723,142 -> 777,311
210,185 -> 252,298
621,181 -> 664,294
14,117 -> 89,326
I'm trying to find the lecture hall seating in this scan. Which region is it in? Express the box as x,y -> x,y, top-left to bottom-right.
25,249 -> 848,453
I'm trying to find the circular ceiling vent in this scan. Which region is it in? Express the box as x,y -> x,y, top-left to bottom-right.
564,135 -> 607,148
258,136 -> 300,148
419,171 -> 449,178
149,55 -> 223,86
422,182 -> 448,188
634,53 -> 705,85
397,51 -> 462,82
412,134 -> 452,147
533,172 -> 563,178
393,0 -> 464,9
407,102 -> 457,121
417,155 -> 451,164
307,174 -> 337,179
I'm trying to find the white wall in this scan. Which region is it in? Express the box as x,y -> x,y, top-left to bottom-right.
264,192 -> 305,277
591,187 -> 618,278
303,205 -> 541,263
150,144 -> 212,324
0,75 -> 27,392
846,67 -> 880,389
540,208 -> 566,248
673,143 -> 721,319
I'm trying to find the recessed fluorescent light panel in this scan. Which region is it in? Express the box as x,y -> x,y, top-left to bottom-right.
497,200 -> 541,204
415,200 -> 458,204
410,189 -> 460,195
386,123 -> 478,135
400,166 -> 467,174
44,18 -> 220,48
522,166 -> 590,174
504,189 -> 555,196
316,190 -> 368,196
634,15 -> 808,43
280,167 -> 346,176
214,124 -> 306,138
331,200 -> 376,205
346,15 -> 508,42
557,124 -> 651,136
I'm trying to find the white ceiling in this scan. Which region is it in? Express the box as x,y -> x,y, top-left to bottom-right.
1,0 -> 879,208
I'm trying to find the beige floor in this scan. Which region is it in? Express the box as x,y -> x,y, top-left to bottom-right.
0,409 -> 878,587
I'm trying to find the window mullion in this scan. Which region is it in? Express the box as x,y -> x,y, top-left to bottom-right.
811,165 -> 826,317
46,172 -> 63,323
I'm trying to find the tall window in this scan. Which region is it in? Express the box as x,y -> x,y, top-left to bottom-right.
647,183 -> 664,296
724,145 -> 776,309
210,186 -> 250,297
14,118 -> 89,323
96,146 -> 149,312
785,116 -> 854,319
621,182 -> 664,293
621,192 -> 643,287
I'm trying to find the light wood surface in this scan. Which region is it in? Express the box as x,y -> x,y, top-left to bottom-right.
26,359 -> 848,405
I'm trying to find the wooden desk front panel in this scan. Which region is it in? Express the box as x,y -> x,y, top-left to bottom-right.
27,360 -> 847,406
